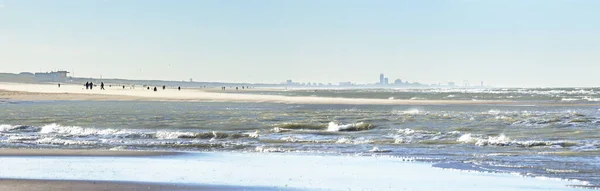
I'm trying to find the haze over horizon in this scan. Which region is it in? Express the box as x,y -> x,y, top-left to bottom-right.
1,0 -> 599,87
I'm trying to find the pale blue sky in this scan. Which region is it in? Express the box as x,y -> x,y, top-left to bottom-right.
1,0 -> 599,87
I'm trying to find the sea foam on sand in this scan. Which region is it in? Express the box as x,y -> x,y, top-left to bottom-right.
0,152 -> 584,191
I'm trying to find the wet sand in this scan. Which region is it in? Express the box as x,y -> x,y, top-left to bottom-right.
0,150 -> 585,191
0,179 -> 291,191
0,179 -> 207,191
0,148 -> 180,157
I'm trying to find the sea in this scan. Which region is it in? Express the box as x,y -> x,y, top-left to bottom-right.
1,88 -> 599,188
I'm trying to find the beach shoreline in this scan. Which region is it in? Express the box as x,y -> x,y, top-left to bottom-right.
1,82 -> 598,106
0,179 -> 289,191
0,149 -> 588,191
0,148 -> 180,157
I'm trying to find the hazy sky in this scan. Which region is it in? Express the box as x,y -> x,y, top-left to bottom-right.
1,0 -> 599,87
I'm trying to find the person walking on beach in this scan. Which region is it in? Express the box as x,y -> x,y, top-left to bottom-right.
89,82 -> 93,90
178,86 -> 181,91
85,82 -> 89,90
153,87 -> 157,92
100,82 -> 105,90
58,83 -> 61,88
162,85 -> 166,90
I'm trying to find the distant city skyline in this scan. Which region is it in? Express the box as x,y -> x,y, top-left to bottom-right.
1,1 -> 600,87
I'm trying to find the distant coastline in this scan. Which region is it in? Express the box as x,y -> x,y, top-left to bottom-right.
0,72 -> 478,89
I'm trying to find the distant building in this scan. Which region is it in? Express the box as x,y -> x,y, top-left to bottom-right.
34,71 -> 69,82
339,82 -> 354,86
384,77 -> 389,85
379,73 -> 385,85
448,82 -> 456,87
394,79 -> 402,85
286,79 -> 293,85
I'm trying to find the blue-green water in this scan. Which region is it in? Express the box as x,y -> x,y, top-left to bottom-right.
1,97 -> 599,188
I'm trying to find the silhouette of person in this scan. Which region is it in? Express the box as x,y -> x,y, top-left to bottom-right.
162,85 -> 166,90
154,87 -> 157,92
123,86 -> 125,89
58,84 -> 61,88
100,82 -> 105,90
147,87 -> 150,90
178,86 -> 181,91
85,82 -> 89,90
90,82 -> 93,90
236,87 -> 238,91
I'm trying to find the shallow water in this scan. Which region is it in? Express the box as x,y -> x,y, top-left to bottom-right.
0,98 -> 599,188
0,152 -> 586,191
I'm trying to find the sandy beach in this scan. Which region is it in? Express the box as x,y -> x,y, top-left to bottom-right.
0,179 -> 292,191
0,179 -> 207,191
0,149 -> 586,191
0,82 -> 588,106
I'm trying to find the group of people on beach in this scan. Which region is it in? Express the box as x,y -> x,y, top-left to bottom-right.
84,82 -> 105,90
76,82 -> 251,92
143,85 -> 182,92
221,86 -> 250,91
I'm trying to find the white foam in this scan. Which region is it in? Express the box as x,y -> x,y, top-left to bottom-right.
396,109 -> 422,115
458,134 -> 476,143
255,146 -> 287,153
35,137 -> 97,145
457,134 -> 511,146
0,124 -> 16,132
561,98 -> 579,102
39,123 -> 119,136
326,122 -> 368,132
155,131 -> 195,139
369,147 -> 391,153
335,137 -> 374,145
583,97 -> 600,102
247,130 -> 260,138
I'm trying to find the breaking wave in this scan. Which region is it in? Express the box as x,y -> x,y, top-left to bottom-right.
327,122 -> 374,132
457,134 -> 583,148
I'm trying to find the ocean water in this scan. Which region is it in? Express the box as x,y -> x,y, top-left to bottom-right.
233,88 -> 600,102
0,89 -> 599,188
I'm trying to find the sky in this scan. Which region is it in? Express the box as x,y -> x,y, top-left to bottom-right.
1,0 -> 599,87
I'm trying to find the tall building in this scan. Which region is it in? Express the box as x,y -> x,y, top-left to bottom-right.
384,77 -> 389,85
379,73 -> 384,85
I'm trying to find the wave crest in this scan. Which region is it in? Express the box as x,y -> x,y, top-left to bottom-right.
327,122 -> 374,132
